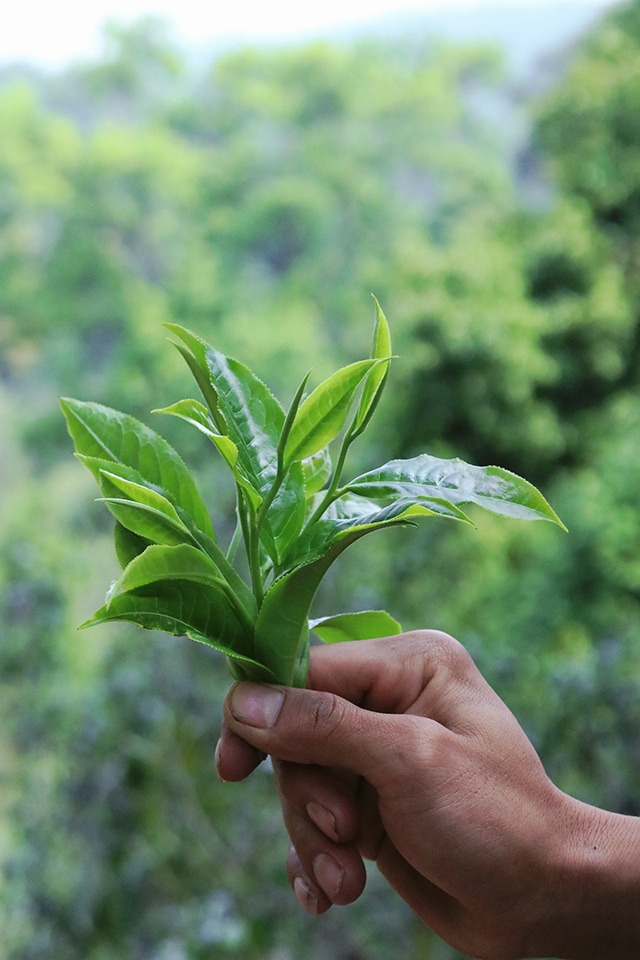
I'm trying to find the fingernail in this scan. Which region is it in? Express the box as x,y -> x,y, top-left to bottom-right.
230,683 -> 284,729
306,802 -> 339,842
214,739 -> 227,782
294,876 -> 318,917
313,853 -> 344,901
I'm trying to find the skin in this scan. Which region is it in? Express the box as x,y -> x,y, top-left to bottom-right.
216,630 -> 640,960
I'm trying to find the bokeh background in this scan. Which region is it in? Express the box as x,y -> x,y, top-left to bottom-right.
1,0 -> 640,957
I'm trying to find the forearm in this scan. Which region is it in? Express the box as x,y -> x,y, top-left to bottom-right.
527,796 -> 640,959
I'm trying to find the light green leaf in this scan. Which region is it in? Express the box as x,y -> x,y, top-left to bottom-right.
107,544 -> 227,602
354,296 -> 392,432
283,359 -> 382,466
76,454 -> 255,613
309,610 -> 402,643
302,447 -> 332,496
347,455 -> 567,528
99,497 -> 195,547
60,398 -> 216,542
154,399 -> 262,509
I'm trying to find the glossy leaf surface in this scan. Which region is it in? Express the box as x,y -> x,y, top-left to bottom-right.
154,399 -> 262,509
82,579 -> 253,656
309,609 -> 402,643
281,493 -> 469,573
347,455 -> 567,527
61,398 -> 216,541
107,544 -> 226,601
283,359 -> 381,465
301,447 -> 332,496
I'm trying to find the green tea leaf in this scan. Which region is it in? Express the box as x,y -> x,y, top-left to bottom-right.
113,522 -> 150,570
154,399 -> 262,509
60,398 -> 216,542
268,462 -> 306,559
107,544 -> 227,601
302,447 -> 332,496
99,497 -> 195,547
281,493 -> 469,573
347,455 -> 567,528
165,325 -> 294,560
163,326 -> 226,431
309,609 -> 402,643
82,579 -> 253,657
354,296 -> 392,432
283,359 -> 381,465
76,454 -> 256,613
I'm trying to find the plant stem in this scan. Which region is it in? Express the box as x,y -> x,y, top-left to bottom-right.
305,428 -> 355,528
246,498 -> 264,608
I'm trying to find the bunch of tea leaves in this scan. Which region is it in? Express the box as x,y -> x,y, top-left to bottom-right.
61,299 -> 565,687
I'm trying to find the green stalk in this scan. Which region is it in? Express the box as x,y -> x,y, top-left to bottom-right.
246,497 -> 264,609
304,426 -> 355,528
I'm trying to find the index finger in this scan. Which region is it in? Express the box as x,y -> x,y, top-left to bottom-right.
307,629 -> 484,727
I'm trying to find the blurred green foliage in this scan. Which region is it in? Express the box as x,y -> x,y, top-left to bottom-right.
1,4 -> 640,958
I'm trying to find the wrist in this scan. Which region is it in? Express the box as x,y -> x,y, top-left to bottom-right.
527,793 -> 640,959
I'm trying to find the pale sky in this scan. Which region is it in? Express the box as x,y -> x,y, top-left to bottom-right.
1,0 -> 614,67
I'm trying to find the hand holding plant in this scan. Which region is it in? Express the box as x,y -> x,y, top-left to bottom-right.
61,299 -> 565,688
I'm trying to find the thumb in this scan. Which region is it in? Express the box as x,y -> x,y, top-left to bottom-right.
223,681 -> 427,788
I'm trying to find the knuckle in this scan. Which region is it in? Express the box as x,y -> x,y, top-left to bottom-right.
307,692 -> 345,739
416,629 -> 475,679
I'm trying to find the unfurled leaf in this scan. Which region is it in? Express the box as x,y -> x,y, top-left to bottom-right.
154,399 -> 262,509
107,544 -> 227,601
60,398 -> 216,541
82,578 -> 253,655
76,454 -> 255,612
281,493 -> 469,573
309,609 -> 402,643
163,326 -> 226,431
283,359 -> 382,466
268,462 -> 306,559
347,455 -> 567,528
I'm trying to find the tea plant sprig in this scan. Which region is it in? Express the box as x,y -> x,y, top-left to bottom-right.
61,299 -> 566,688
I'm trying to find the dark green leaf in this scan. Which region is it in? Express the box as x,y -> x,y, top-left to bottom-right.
113,522 -> 149,570
268,462 -> 306,559
81,579 -> 253,658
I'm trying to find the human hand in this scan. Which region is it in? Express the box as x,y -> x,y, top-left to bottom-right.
216,631 -> 640,960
